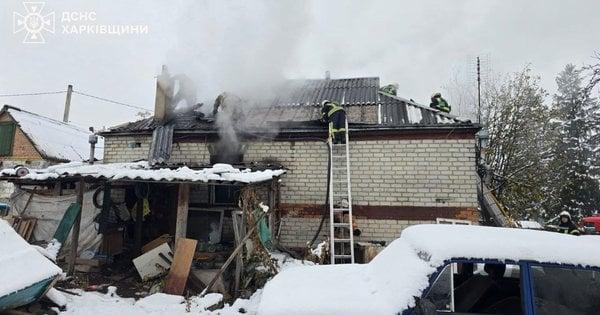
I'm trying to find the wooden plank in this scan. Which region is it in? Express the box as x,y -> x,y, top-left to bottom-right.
68,180 -> 84,275
25,219 -> 36,241
174,184 -> 190,240
163,237 -> 197,295
142,234 -> 171,254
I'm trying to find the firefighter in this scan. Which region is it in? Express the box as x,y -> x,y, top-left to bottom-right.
321,100 -> 346,144
557,211 -> 580,235
430,92 -> 451,113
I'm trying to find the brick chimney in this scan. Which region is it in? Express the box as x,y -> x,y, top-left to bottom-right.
154,65 -> 172,121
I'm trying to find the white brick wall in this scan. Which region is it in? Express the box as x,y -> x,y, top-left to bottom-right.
245,139 -> 478,208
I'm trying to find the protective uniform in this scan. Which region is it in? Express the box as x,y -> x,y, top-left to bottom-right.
430,92 -> 451,113
321,100 -> 346,144
557,211 -> 580,235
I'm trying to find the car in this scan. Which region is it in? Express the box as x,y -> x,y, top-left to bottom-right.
258,224 -> 600,315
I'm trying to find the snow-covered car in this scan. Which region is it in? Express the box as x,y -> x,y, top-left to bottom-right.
258,224 -> 600,315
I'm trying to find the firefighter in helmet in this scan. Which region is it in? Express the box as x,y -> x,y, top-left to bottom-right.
321,100 -> 347,144
557,211 -> 581,235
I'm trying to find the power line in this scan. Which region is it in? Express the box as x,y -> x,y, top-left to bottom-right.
72,90 -> 151,112
0,91 -> 66,97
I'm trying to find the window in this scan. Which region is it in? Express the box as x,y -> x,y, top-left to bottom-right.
531,265 -> 600,314
212,185 -> 240,205
0,122 -> 16,156
418,262 -> 522,314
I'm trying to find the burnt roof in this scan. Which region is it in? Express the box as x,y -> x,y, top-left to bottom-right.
104,77 -> 472,135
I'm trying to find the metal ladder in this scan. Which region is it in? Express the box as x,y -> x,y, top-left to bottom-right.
329,119 -> 355,264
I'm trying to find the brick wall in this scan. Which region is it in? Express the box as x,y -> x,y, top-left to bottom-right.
0,114 -> 43,162
103,135 -> 210,164
245,139 -> 477,208
102,134 -> 479,247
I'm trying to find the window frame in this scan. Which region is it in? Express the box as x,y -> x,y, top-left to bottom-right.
0,122 -> 16,157
417,258 -> 533,315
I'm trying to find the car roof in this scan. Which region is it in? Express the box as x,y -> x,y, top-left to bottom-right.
401,224 -> 600,268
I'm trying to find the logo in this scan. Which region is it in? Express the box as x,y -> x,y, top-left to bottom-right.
13,2 -> 55,44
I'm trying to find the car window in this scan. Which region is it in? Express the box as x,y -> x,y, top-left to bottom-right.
531,265 -> 600,315
418,262 -> 522,315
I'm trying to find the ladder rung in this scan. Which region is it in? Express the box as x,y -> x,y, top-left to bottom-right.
333,223 -> 351,228
334,239 -> 352,242
333,254 -> 353,259
332,208 -> 350,212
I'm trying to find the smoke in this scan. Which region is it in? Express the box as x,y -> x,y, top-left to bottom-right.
164,1 -> 311,105
161,1 -> 311,157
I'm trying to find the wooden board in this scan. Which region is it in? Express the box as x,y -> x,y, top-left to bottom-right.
163,238 -> 197,295
142,234 -> 171,254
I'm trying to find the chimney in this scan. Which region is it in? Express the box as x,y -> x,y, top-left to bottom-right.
325,71 -> 331,80
154,65 -> 171,121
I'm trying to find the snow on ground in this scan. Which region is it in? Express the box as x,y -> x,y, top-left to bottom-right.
58,252 -> 309,315
0,162 -> 286,184
0,219 -> 62,297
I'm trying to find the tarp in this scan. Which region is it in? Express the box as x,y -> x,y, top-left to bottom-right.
9,188 -> 102,257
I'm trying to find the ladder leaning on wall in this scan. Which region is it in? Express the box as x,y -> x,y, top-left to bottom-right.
328,119 -> 355,264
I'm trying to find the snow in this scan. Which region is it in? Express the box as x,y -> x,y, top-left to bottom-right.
258,224 -> 600,315
6,107 -> 104,162
406,105 -> 423,123
46,288 -> 67,308
32,238 -> 62,261
0,219 -> 62,297
57,288 -> 253,315
518,220 -> 543,229
0,161 -> 286,184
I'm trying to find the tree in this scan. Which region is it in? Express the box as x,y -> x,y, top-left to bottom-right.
485,67 -> 554,219
547,64 -> 600,217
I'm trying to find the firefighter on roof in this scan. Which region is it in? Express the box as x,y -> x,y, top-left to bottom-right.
321,100 -> 346,144
430,92 -> 451,113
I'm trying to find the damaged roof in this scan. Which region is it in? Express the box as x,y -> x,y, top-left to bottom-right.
104,77 -> 472,135
1,105 -> 104,162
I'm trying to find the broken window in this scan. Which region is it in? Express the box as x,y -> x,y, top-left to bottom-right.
0,122 -> 16,156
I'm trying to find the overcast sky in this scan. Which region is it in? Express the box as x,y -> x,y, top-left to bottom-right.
1,0 -> 599,129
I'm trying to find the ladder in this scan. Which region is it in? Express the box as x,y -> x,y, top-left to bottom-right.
329,119 -> 355,264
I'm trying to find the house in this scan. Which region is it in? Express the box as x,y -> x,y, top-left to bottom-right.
0,105 -> 104,201
98,73 -> 480,250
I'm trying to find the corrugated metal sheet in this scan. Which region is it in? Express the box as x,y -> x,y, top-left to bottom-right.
108,77 -> 469,133
379,93 -> 464,126
148,124 -> 174,166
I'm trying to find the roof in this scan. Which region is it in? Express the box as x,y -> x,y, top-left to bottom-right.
259,224 -> 600,315
104,77 -> 473,135
1,105 -> 104,162
0,219 -> 62,298
0,161 -> 285,184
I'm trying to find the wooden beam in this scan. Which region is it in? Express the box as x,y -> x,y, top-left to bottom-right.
175,183 -> 190,241
68,179 -> 84,275
135,197 -> 143,255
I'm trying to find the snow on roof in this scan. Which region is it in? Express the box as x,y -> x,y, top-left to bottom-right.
517,220 -> 543,229
4,106 -> 104,162
0,161 -> 286,184
258,224 -> 600,315
0,219 -> 62,297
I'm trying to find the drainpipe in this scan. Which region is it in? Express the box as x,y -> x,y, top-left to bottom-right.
88,127 -> 98,165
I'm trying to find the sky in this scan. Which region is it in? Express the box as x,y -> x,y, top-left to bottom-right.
0,0 -> 599,130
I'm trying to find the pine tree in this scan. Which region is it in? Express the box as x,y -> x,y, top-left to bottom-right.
548,64 -> 600,218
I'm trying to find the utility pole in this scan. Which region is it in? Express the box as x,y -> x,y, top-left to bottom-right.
477,57 -> 481,124
63,84 -> 73,123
